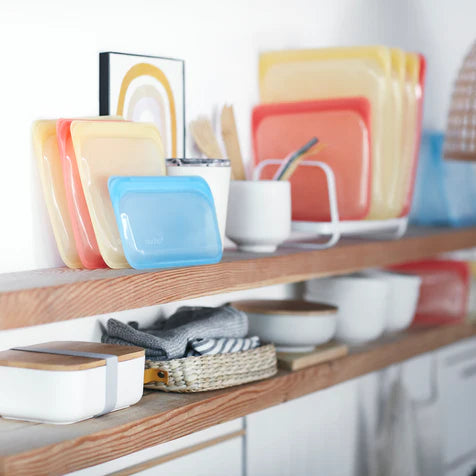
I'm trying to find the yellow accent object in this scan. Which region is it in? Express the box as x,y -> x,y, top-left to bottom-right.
259,46 -> 403,220
116,63 -> 178,158
72,121 -> 166,269
143,367 -> 169,385
32,120 -> 82,268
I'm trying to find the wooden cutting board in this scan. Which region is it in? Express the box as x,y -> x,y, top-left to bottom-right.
277,341 -> 348,371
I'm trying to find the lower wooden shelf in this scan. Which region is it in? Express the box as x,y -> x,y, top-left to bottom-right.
1,322 -> 475,475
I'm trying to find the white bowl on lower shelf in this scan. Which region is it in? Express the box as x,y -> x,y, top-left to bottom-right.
305,274 -> 389,345
363,269 -> 421,333
231,300 -> 338,352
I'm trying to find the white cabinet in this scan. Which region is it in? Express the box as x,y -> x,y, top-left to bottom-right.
134,438 -> 243,476
68,419 -> 243,476
438,337 -> 476,465
245,379 -> 358,476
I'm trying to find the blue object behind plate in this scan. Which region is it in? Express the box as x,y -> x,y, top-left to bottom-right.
410,131 -> 476,227
108,176 -> 222,269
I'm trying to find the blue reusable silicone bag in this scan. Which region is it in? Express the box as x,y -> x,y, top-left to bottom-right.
410,131 -> 476,227
108,176 -> 222,269
410,132 -> 449,225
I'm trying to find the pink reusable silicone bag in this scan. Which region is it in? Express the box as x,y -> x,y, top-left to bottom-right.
57,119 -> 107,269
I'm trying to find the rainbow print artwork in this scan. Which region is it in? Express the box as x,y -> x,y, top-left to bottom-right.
99,52 -> 185,158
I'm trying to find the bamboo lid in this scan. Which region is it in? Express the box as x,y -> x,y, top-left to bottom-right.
231,299 -> 337,316
0,341 -> 144,371
444,40 -> 476,161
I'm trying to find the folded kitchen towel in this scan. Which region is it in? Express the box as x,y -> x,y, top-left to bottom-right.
102,305 -> 249,360
186,336 -> 261,356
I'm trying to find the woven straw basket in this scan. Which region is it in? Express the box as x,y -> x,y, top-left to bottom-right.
144,344 -> 277,392
444,40 -> 476,161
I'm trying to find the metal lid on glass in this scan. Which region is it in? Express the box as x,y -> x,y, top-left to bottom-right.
166,158 -> 231,167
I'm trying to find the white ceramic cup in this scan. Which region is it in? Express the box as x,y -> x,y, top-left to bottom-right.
226,180 -> 291,253
166,159 -> 231,247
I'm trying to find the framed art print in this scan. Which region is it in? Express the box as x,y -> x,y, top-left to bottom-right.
100,52 -> 185,158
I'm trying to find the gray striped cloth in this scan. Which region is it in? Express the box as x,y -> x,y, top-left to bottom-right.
186,336 -> 261,357
102,305 -> 252,360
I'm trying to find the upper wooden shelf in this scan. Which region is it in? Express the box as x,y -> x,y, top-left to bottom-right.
1,226 -> 476,330
1,322 -> 475,475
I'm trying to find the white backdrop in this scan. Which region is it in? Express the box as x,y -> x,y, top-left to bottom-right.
0,0 -> 475,347
0,4 -> 474,473
0,0 -> 475,273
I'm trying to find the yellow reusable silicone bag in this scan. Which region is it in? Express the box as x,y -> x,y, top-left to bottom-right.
259,47 -> 399,220
72,121 -> 166,268
396,52 -> 420,216
32,120 -> 82,268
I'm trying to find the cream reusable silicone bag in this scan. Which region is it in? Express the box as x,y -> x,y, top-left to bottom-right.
72,121 -> 166,268
32,120 -> 82,268
396,53 -> 420,216
388,48 -> 405,213
259,47 -> 399,220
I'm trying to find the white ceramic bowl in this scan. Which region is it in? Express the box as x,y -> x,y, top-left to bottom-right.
305,275 -> 389,345
226,181 -> 291,253
363,269 -> 421,333
231,299 -> 337,352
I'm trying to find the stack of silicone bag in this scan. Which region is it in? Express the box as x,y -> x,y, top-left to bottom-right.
258,47 -> 425,236
259,47 -> 400,221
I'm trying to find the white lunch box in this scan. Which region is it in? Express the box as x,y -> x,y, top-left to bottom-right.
0,341 -> 145,424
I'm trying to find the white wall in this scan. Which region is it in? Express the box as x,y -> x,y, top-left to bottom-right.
0,0 -> 474,347
0,5 -> 474,473
1,0 -> 475,274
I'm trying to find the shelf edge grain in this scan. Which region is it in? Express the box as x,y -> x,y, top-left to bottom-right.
1,227 -> 476,330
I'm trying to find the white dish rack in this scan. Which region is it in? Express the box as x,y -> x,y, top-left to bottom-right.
253,159 -> 409,250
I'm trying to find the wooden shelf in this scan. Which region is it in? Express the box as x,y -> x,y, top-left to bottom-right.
1,322 -> 475,475
1,226 -> 476,330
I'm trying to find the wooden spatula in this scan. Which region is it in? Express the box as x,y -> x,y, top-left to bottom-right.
190,117 -> 223,159
221,105 -> 246,180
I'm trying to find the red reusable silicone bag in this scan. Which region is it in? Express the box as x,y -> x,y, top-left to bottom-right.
252,97 -> 371,222
57,119 -> 107,269
390,259 -> 469,325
